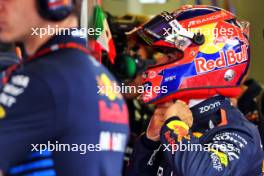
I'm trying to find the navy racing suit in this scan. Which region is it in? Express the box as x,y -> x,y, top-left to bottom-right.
0,32 -> 129,176
127,96 -> 264,176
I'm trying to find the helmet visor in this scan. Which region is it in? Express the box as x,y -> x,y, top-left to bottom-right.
136,12 -> 194,51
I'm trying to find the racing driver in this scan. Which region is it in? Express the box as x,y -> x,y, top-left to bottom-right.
127,5 -> 264,176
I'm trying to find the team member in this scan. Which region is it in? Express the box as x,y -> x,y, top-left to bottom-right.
237,79 -> 264,147
127,5 -> 264,176
0,0 -> 129,175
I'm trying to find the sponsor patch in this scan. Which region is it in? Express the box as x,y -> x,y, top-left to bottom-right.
195,45 -> 248,74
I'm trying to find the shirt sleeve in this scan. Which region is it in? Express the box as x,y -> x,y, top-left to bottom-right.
126,134 -> 162,176
0,72 -> 56,172
160,116 -> 263,176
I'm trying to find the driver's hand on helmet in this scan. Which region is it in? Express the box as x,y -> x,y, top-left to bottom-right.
164,100 -> 193,127
146,100 -> 193,141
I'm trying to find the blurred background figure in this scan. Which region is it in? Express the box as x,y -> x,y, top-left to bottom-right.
0,0 -> 129,175
99,13 -> 157,171
232,79 -> 264,147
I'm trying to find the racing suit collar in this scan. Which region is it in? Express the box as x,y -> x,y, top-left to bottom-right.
26,29 -> 87,59
40,31 -> 86,49
190,96 -> 231,131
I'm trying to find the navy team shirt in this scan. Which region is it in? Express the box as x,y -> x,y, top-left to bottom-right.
0,32 -> 129,176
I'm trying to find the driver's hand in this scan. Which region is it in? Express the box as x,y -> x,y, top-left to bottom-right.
164,100 -> 193,127
146,102 -> 173,141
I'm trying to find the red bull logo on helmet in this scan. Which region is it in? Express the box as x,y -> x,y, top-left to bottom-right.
195,44 -> 248,74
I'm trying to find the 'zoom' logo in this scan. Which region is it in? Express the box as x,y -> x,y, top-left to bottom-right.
199,101 -> 221,114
